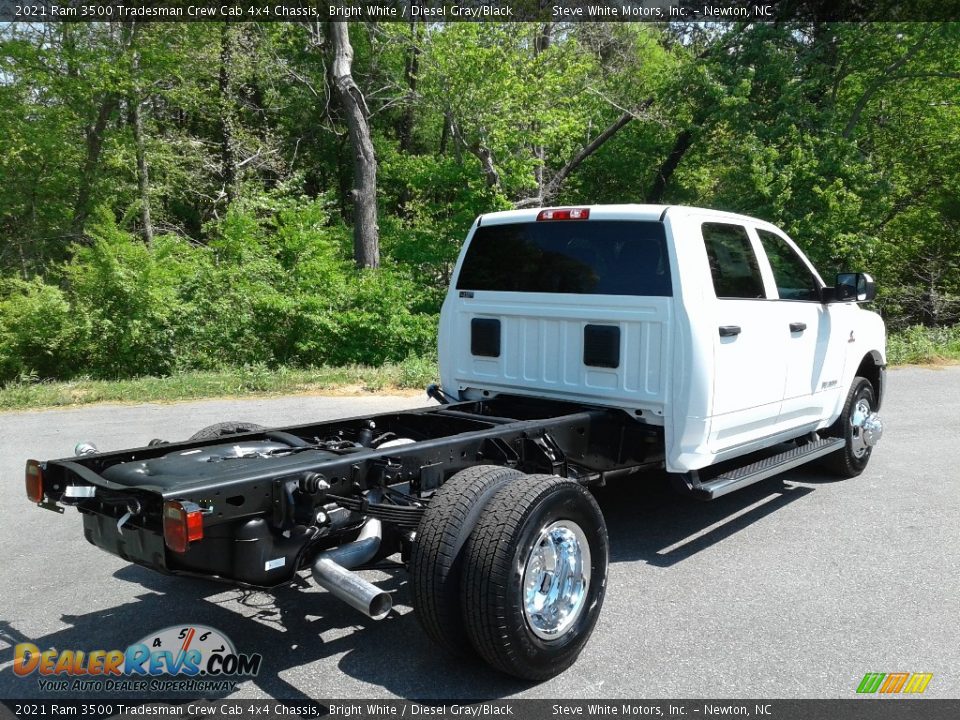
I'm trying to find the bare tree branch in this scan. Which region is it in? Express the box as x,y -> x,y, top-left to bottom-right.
449,121 -> 500,188
842,29 -> 939,139
515,101 -> 650,209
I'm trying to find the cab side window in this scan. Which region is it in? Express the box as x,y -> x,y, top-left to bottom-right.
756,229 -> 821,301
701,223 -> 766,299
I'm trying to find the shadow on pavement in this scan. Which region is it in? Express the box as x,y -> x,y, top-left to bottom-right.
0,461 -> 832,701
597,470 -> 817,566
0,564 -> 525,702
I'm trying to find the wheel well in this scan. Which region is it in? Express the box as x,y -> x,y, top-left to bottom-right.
855,352 -> 885,410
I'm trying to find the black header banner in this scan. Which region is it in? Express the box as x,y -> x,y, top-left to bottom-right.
0,0 -> 958,23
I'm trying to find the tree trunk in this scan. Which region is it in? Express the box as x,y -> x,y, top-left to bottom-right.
531,23 -> 553,197
438,109 -> 451,156
131,98 -> 154,245
398,10 -> 421,154
72,95 -> 117,236
647,128 -> 693,203
219,22 -> 239,206
130,49 -> 154,245
329,21 -> 379,269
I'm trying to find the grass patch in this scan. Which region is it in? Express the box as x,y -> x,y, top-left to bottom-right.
3,326 -> 958,412
887,325 -> 960,365
0,356 -> 439,412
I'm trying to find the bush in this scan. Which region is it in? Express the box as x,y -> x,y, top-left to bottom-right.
396,352 -> 439,389
63,209 -> 184,378
0,278 -> 84,382
1,199 -> 440,384
887,325 -> 960,365
321,268 -> 436,366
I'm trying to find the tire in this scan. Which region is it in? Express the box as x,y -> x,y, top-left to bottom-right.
824,376 -> 877,478
410,465 -> 524,657
461,474 -> 608,681
188,421 -> 265,441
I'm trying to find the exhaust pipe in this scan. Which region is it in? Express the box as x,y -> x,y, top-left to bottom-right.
310,518 -> 392,620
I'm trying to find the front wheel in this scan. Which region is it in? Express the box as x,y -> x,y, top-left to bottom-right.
824,376 -> 881,478
460,474 -> 608,681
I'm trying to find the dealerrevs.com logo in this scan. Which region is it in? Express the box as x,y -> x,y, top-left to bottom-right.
14,625 -> 262,693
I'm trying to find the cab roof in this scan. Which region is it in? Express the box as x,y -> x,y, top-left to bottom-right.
477,204 -> 766,227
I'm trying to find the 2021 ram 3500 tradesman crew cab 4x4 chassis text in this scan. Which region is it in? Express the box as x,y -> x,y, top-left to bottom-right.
26,205 -> 885,680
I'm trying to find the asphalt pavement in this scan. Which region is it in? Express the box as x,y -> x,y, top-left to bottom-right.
0,369 -> 957,700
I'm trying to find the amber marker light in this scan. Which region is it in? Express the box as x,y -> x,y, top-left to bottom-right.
25,460 -> 44,504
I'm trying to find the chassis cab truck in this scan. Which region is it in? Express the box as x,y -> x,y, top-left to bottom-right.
27,205 -> 885,681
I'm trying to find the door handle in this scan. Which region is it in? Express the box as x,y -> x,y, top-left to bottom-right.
719,325 -> 741,337
790,322 -> 807,333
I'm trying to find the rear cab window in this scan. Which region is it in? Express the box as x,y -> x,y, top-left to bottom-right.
456,220 -> 672,297
701,222 -> 767,299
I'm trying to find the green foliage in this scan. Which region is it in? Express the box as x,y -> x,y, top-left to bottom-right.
0,278 -> 83,381
887,325 -> 960,365
378,142 -> 509,291
0,200 -> 436,383
64,208 -> 182,377
2,21 -> 959,390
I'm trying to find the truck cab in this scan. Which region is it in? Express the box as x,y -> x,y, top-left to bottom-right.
439,204 -> 886,474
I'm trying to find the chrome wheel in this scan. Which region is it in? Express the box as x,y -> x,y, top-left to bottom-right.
849,398 -> 872,458
826,376 -> 878,479
462,475 -> 608,680
522,520 -> 591,640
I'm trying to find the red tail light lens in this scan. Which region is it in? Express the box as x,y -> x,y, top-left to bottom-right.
26,460 -> 44,503
536,208 -> 590,221
163,501 -> 204,553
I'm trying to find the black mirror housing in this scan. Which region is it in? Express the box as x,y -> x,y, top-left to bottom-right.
833,272 -> 876,303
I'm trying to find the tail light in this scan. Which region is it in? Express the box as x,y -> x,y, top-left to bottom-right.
25,460 -> 44,503
537,208 -> 590,221
163,500 -> 204,553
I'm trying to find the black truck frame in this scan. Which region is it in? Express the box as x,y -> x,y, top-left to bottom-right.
30,393 -> 663,679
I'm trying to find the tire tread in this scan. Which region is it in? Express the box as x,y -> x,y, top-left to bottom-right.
461,474 -> 605,680
411,465 -> 522,656
188,421 -> 265,441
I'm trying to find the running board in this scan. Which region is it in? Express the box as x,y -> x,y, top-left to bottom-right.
687,437 -> 845,500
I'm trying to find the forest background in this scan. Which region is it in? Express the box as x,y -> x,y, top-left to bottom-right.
1,20 -> 958,405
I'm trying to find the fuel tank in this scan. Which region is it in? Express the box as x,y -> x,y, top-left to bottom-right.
101,440 -> 340,489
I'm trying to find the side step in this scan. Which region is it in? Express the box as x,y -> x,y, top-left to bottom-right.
689,437 -> 845,500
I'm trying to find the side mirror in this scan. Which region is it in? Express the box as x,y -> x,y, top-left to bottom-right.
834,272 -> 876,302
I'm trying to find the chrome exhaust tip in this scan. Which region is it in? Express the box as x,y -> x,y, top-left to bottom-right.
311,557 -> 392,620
310,518 -> 392,620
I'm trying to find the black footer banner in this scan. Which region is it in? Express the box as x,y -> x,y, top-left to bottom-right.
3,699 -> 960,720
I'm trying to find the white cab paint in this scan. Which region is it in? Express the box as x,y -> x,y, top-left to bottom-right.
439,205 -> 886,473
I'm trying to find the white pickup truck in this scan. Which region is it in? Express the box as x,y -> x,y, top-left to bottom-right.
441,204 -> 886,484
29,204 -> 885,682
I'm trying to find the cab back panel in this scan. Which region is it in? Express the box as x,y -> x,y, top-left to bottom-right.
448,295 -> 671,414
440,216 -> 673,414
442,216 -> 674,416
